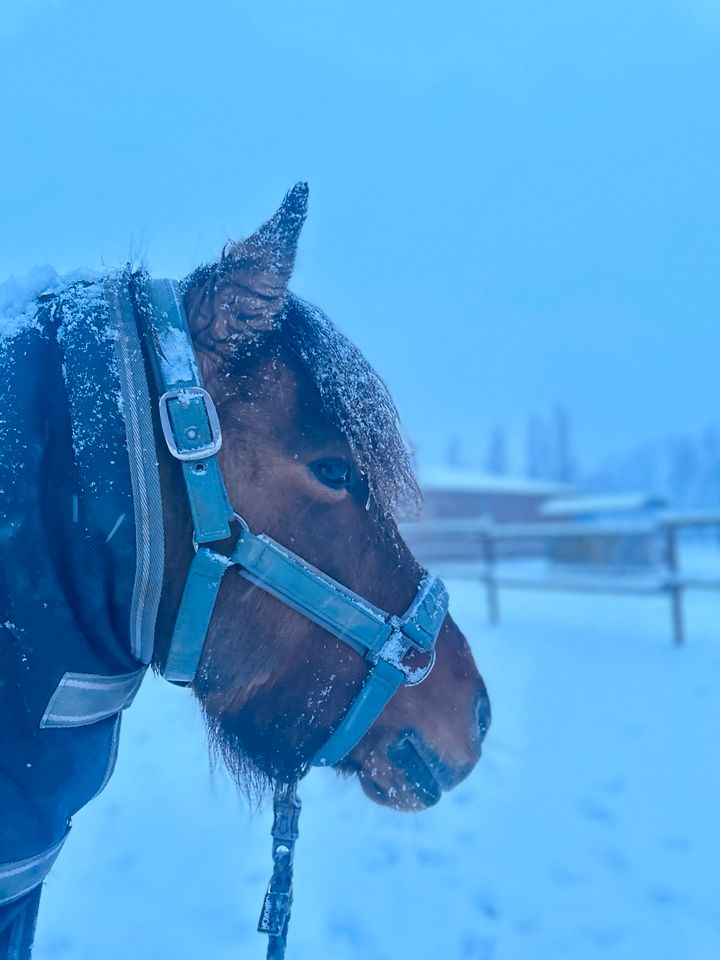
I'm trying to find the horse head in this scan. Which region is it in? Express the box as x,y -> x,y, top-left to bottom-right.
153,184 -> 490,811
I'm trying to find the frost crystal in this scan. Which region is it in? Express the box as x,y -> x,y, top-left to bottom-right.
157,324 -> 200,383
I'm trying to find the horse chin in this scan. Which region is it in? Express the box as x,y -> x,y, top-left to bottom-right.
357,767 -> 443,812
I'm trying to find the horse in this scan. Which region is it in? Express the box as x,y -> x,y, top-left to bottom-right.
0,183 -> 490,959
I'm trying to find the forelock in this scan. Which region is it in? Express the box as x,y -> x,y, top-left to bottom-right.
279,295 -> 421,520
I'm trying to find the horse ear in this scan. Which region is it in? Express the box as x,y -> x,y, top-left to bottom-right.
184,182 -> 308,356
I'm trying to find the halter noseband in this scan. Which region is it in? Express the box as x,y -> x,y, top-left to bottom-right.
143,279 -> 447,768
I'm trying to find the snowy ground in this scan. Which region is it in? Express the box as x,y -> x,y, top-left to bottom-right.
33,548 -> 720,960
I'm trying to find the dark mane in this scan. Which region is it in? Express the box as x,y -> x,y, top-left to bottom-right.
280,294 -> 421,521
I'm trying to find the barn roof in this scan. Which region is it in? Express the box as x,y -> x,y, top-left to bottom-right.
418,466 -> 574,496
540,492 -> 668,518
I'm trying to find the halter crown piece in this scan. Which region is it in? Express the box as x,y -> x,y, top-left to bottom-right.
142,279 -> 449,958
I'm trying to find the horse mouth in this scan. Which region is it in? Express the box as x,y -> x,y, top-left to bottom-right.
387,731 -> 444,807
356,730 -> 469,810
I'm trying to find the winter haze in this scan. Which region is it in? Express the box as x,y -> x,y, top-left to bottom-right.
2,0 -> 720,490
2,3 -> 718,960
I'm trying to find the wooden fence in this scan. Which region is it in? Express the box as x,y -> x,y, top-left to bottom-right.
400,511 -> 720,645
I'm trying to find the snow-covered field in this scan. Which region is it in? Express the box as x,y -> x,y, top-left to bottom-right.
33,552 -> 720,960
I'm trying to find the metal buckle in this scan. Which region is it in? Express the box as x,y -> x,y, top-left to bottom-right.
399,612 -> 439,685
375,620 -> 437,687
401,646 -> 436,686
158,387 -> 222,462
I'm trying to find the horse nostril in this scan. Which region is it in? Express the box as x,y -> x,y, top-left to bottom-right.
474,690 -> 491,746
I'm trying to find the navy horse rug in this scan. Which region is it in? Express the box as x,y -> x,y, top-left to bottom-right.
0,271 -> 164,957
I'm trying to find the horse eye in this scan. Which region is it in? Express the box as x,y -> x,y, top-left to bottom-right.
310,457 -> 353,489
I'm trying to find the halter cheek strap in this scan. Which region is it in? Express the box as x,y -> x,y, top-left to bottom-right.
144,279 -> 235,544
141,279 -> 448,767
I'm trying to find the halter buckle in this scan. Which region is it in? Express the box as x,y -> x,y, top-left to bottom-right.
374,620 -> 437,687
400,646 -> 437,686
158,387 -> 222,461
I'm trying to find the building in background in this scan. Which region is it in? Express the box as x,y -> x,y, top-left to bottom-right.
403,466 -> 574,564
417,466 -> 573,524
539,492 -> 668,526
539,492 -> 669,570
404,472 -> 670,571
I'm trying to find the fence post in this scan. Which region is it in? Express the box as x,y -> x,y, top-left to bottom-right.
482,527 -> 500,626
664,523 -> 685,646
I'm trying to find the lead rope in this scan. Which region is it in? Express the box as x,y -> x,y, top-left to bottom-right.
258,782 -> 302,960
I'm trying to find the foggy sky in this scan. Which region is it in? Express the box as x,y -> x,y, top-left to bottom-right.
2,0 -> 718,472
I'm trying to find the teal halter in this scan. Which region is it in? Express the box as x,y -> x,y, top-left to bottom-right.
143,279 -> 448,767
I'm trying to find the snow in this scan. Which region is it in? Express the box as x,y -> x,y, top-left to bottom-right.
418,466 -> 575,497
32,547 -> 720,960
0,266 -> 54,341
0,266 -> 103,343
157,325 -> 199,384
541,493 -> 668,518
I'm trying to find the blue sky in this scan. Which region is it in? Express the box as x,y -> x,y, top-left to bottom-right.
1,0 -> 719,470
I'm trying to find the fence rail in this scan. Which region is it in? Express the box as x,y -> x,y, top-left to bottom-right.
400,512 -> 720,645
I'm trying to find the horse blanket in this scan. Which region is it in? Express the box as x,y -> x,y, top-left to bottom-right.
0,272 -> 164,956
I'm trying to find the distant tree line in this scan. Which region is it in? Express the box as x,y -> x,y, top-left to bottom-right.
475,406 -> 577,483
584,428 -> 720,509
524,407 -> 575,484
